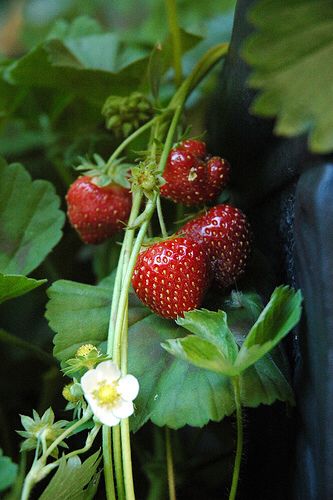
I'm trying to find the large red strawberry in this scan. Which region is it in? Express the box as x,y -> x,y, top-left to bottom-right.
160,139 -> 230,206
180,205 -> 252,287
66,176 -> 132,244
132,237 -> 211,319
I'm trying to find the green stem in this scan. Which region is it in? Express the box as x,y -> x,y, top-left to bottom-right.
108,116 -> 161,164
165,0 -> 183,86
112,425 -> 125,499
103,426 -> 117,500
121,418 -> 136,500
21,411 -> 93,500
156,196 -> 168,238
41,424 -> 101,478
169,43 -> 229,110
107,191 -> 142,354
44,409 -> 93,460
0,329 -> 55,366
229,376 -> 243,500
165,428 -> 176,500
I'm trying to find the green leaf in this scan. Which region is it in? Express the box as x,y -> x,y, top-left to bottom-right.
162,335 -> 237,376
4,41 -> 149,106
47,16 -> 103,40
0,273 -> 46,304
176,309 -> 238,360
0,162 -> 64,275
128,314 -> 293,431
39,450 -> 101,500
48,279 -> 150,362
0,449 -> 18,492
243,0 -> 333,153
236,286 -> 302,371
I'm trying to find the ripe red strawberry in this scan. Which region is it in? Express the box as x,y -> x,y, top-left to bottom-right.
160,139 -> 230,206
66,176 -> 132,244
180,205 -> 252,287
132,237 -> 211,319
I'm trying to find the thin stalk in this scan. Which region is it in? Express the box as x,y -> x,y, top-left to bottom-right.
165,427 -> 176,500
108,115 -> 163,164
0,329 -> 55,366
169,43 -> 229,110
21,411 -> 93,500
42,424 -> 101,477
229,376 -> 243,500
165,0 -> 183,86
121,418 -> 136,500
103,426 -> 117,500
112,425 -> 125,500
107,191 -> 142,354
44,410 -> 93,460
156,196 -> 168,238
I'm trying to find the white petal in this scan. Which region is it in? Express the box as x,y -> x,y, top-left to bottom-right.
111,399 -> 134,419
93,406 -> 120,427
117,375 -> 139,401
81,369 -> 98,393
95,361 -> 121,382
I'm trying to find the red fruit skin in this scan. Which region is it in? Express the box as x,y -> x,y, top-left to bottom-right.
180,205 -> 252,288
160,140 -> 230,206
66,176 -> 132,244
132,237 -> 211,319
180,139 -> 207,158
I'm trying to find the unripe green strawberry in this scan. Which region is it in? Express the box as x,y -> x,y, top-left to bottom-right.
66,176 -> 132,244
132,237 -> 211,319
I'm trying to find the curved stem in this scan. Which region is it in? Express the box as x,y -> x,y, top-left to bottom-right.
169,43 -> 229,110
103,426 -> 117,500
156,196 -> 168,238
165,428 -> 176,500
165,0 -> 183,86
21,411 -> 93,500
45,409 -> 93,461
42,424 -> 101,478
229,376 -> 243,500
107,115 -> 162,164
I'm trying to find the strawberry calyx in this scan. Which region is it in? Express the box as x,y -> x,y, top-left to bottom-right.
75,154 -> 132,189
130,159 -> 165,199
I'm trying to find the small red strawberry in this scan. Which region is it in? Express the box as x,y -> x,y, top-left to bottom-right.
132,237 -> 211,319
160,139 -> 230,206
66,176 -> 132,244
180,205 -> 252,287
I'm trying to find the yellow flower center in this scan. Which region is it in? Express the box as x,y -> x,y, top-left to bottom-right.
93,381 -> 119,408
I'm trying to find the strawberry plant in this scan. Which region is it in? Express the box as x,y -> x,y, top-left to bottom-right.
1,1 -> 316,499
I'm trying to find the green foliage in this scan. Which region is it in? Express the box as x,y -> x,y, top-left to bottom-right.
0,449 -> 18,492
0,161 -> 64,275
128,314 -> 293,430
47,283 -> 294,431
47,279 -> 150,361
163,286 -> 302,377
0,274 -> 46,303
243,0 -> 333,153
236,286 -> 303,371
39,450 -> 101,500
2,17 -> 201,108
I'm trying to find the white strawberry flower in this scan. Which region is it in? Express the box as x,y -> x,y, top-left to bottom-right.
80,361 -> 139,426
